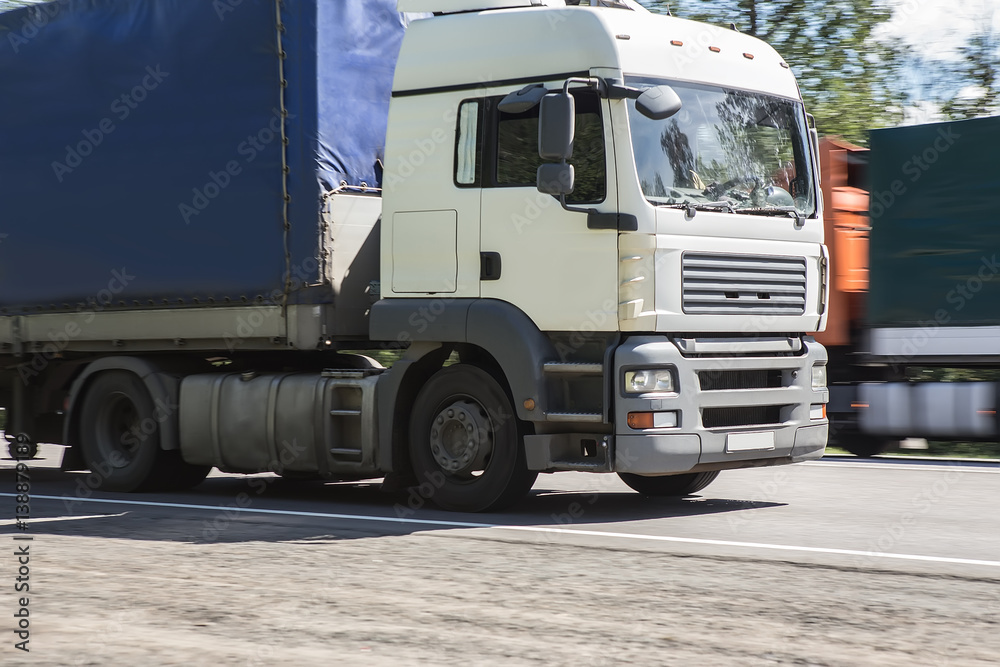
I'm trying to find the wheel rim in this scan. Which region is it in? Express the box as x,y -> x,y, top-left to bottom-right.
428,398 -> 494,480
94,391 -> 141,466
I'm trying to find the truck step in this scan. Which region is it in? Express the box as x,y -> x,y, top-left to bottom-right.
330,409 -> 362,417
545,412 -> 604,423
329,448 -> 362,457
543,362 -> 604,375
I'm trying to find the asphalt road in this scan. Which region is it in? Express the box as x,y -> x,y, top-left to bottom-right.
2,444 -> 999,666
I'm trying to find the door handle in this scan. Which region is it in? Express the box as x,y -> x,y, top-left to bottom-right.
480,252 -> 502,281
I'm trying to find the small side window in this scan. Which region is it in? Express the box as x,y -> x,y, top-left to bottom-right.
455,100 -> 482,186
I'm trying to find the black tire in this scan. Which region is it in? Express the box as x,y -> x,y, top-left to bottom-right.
409,364 -> 537,512
841,435 -> 892,458
828,423 -> 893,458
79,371 -> 210,492
618,470 -> 720,497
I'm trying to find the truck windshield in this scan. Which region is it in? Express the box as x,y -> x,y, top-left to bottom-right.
626,76 -> 816,217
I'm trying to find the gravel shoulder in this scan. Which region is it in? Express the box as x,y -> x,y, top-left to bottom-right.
9,510 -> 1000,667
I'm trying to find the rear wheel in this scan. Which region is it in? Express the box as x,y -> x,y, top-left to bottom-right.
79,371 -> 209,492
409,364 -> 537,512
618,471 -> 720,497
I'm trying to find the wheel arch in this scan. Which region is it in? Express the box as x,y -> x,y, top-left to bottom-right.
64,356 -> 193,457
371,299 -> 559,474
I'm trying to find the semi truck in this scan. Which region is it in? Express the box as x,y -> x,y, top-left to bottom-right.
0,0 -> 830,511
817,115 -> 1000,456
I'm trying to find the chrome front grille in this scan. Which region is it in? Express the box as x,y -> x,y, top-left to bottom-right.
682,252 -> 807,315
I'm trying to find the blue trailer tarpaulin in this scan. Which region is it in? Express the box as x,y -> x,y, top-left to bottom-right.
0,0 -> 407,311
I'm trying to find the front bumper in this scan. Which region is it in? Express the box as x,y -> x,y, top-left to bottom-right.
614,335 -> 829,474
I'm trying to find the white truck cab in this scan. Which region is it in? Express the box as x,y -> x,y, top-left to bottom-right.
368,0 -> 829,507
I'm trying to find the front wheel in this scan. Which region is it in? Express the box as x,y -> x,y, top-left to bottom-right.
618,471 -> 720,497
409,365 -> 537,512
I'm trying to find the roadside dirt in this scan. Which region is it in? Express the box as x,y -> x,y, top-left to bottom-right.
9,511 -> 1000,667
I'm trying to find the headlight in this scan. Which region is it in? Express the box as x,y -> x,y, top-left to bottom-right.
624,369 -> 676,394
812,365 -> 827,389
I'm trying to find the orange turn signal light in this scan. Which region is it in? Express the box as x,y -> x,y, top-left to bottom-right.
627,412 -> 654,429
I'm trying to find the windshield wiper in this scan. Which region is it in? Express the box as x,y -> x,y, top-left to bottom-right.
735,206 -> 809,227
658,201 -> 736,216
735,205 -> 798,216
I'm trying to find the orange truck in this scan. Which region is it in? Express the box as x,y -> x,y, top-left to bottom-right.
817,116 -> 1000,456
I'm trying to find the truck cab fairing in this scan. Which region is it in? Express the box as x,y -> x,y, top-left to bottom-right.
384,5 -> 826,335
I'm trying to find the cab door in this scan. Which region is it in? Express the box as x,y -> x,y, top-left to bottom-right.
384,91 -> 483,298
477,87 -> 619,332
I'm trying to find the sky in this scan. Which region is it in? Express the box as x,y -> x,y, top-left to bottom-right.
4,0 -> 998,121
881,0 -> 999,57
878,0 -> 1000,122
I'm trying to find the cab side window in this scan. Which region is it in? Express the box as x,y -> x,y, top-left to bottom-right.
492,90 -> 607,204
454,99 -> 482,187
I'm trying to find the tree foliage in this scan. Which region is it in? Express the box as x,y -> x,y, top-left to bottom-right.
638,0 -> 906,144
937,12 -> 1000,120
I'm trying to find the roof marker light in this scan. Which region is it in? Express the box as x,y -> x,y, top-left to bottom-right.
709,46 -> 721,53
743,52 -> 754,60
670,40 -> 683,46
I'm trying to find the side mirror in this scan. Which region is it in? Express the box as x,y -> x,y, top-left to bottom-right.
537,163 -> 575,196
538,92 -> 575,161
498,84 -> 548,114
636,85 -> 682,120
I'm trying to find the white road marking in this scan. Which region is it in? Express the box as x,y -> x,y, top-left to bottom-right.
804,461 -> 1000,474
6,493 -> 1000,569
0,512 -> 127,526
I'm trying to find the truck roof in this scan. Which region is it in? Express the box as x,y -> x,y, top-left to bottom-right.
393,4 -> 800,101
